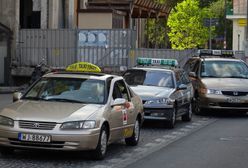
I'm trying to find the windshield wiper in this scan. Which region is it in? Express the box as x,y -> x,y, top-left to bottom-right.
45,98 -> 84,103
201,75 -> 218,78
223,76 -> 248,79
22,97 -> 46,101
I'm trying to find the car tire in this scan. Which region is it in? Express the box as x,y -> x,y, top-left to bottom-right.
92,125 -> 108,160
192,96 -> 202,115
125,118 -> 140,146
182,102 -> 192,122
167,108 -> 176,129
0,147 -> 14,156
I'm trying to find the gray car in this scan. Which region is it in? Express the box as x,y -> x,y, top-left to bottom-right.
123,58 -> 193,128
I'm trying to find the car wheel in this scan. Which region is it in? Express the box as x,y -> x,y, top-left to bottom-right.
167,108 -> 176,129
0,147 -> 14,156
92,125 -> 108,160
182,102 -> 192,122
125,118 -> 140,146
193,96 -> 202,115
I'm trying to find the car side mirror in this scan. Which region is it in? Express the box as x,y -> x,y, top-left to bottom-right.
111,98 -> 126,107
13,92 -> 22,102
189,72 -> 197,78
177,84 -> 187,90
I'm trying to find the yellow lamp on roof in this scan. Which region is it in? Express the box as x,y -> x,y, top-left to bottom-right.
66,62 -> 101,73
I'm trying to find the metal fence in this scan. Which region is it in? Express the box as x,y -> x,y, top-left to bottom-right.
17,29 -> 77,67
16,29 -> 246,74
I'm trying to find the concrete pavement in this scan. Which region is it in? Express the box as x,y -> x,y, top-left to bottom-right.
0,86 -> 21,94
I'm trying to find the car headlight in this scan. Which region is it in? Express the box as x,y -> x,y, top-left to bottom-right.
0,116 -> 14,127
207,89 -> 222,95
145,98 -> 174,105
60,120 -> 96,130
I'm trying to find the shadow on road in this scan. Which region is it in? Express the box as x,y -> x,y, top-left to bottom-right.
195,110 -> 248,119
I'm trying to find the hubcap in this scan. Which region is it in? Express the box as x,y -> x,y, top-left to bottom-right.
100,130 -> 107,155
134,120 -> 140,141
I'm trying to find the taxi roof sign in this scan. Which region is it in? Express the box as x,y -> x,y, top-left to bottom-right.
66,62 -> 101,73
198,49 -> 234,57
137,57 -> 178,67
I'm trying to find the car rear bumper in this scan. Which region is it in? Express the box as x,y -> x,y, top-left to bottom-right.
199,94 -> 248,112
0,128 -> 100,151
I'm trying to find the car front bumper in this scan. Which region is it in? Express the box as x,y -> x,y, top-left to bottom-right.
0,126 -> 100,151
144,107 -> 174,121
199,94 -> 248,112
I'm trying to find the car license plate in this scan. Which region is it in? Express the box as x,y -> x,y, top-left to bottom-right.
18,133 -> 51,143
226,98 -> 241,103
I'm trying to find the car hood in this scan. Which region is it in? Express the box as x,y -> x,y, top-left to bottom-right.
130,85 -> 174,100
0,100 -> 103,123
202,78 -> 248,91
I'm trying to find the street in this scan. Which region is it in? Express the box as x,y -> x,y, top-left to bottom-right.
1,94 -> 247,168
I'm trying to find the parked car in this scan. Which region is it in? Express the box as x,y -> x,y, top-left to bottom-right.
0,62 -> 144,160
183,49 -> 248,114
123,58 -> 193,128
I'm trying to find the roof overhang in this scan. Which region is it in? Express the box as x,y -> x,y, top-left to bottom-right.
79,0 -> 169,18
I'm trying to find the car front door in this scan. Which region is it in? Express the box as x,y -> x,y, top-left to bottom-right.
109,79 -> 135,141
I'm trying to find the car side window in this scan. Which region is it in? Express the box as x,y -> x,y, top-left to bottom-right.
181,71 -> 191,84
184,59 -> 197,73
175,71 -> 182,86
193,60 -> 200,74
112,80 -> 130,101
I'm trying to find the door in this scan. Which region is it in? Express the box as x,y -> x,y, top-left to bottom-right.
0,43 -> 7,84
109,79 -> 134,141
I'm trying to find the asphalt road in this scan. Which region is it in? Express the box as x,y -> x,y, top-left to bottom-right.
126,113 -> 248,168
1,94 -> 247,168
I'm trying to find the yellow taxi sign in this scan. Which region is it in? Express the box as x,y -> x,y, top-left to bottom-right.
66,62 -> 101,73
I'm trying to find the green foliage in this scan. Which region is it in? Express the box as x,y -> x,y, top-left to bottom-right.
145,0 -> 183,48
167,0 -> 209,49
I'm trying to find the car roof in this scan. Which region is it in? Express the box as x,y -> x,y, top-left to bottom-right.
190,56 -> 243,62
43,72 -> 121,81
128,66 -> 183,73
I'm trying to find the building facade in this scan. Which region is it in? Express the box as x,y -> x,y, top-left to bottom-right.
226,0 -> 248,51
0,0 -> 169,85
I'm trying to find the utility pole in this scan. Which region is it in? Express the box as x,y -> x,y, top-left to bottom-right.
247,0 -> 248,41
224,0 -> 227,49
209,18 -> 212,49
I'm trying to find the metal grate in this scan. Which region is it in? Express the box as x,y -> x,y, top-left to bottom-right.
222,91 -> 248,96
218,103 -> 248,108
19,121 -> 57,130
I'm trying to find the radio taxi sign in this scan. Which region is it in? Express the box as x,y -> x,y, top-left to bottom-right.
137,57 -> 178,67
66,62 -> 101,73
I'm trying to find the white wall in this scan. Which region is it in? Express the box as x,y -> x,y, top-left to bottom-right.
232,19 -> 247,50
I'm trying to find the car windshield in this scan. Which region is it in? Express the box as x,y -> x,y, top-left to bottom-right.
200,60 -> 248,78
23,77 -> 106,104
123,69 -> 174,88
